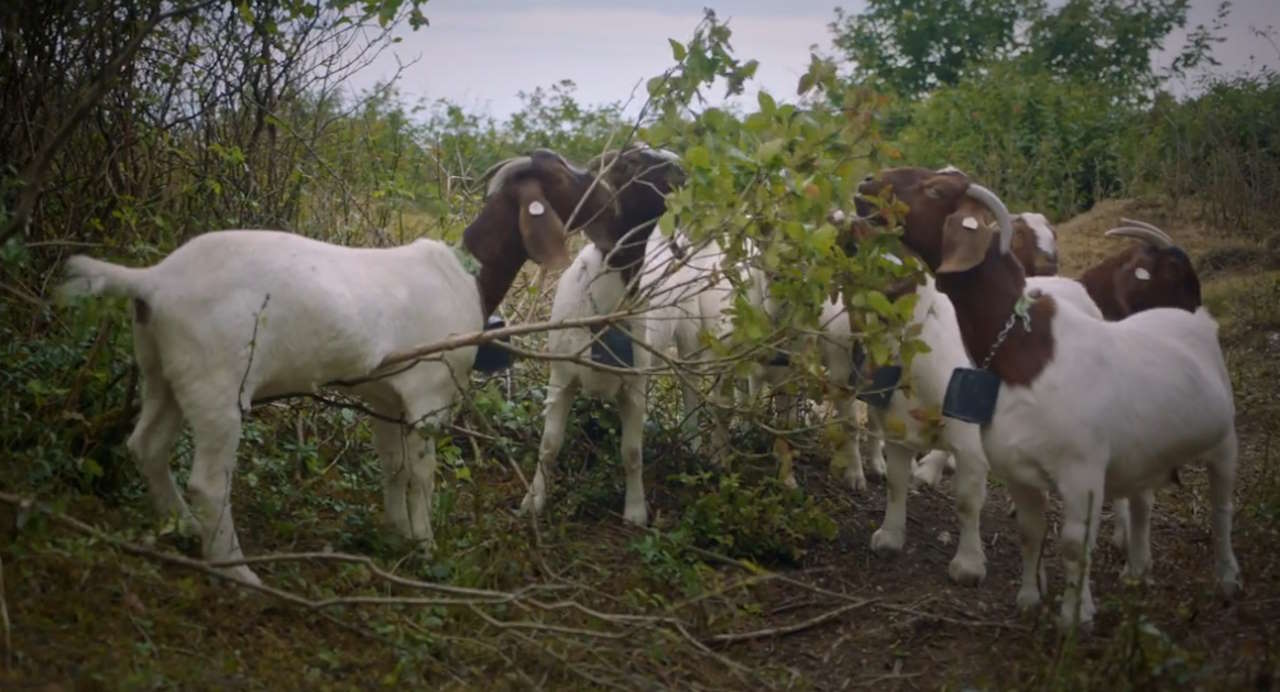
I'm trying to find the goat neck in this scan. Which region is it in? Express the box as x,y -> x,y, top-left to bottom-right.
461,233 -> 520,318
936,243 -> 1057,387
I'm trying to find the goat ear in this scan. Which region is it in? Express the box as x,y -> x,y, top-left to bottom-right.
515,179 -> 572,270
921,173 -> 969,203
937,204 -> 995,274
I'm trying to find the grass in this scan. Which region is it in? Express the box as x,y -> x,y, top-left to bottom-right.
2,195 -> 1279,689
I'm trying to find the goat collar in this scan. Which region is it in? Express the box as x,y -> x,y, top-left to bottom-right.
452,244 -> 482,277
979,291 -> 1038,369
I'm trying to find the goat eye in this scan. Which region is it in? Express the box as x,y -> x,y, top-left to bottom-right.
528,201 -> 545,216
1134,267 -> 1151,281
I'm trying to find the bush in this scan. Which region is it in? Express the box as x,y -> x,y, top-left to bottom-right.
1140,69 -> 1280,234
898,60 -> 1141,219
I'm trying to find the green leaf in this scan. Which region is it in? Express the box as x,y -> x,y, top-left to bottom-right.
866,290 -> 892,316
236,1 -> 254,25
669,38 -> 687,62
685,145 -> 711,168
757,90 -> 776,115
755,138 -> 785,162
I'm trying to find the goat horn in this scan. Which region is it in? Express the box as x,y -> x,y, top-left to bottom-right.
1116,217 -> 1175,247
533,148 -> 591,177
1105,225 -> 1173,249
480,155 -> 537,197
1119,217 -> 1166,234
964,184 -> 1014,254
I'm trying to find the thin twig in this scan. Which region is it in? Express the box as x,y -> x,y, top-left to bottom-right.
0,552 -> 10,672
238,293 -> 270,418
709,599 -> 877,644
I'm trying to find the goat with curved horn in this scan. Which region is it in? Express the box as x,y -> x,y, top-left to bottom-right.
964,184 -> 1015,254
1106,218 -> 1174,248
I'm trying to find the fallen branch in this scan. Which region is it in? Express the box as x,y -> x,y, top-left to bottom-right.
708,599 -> 877,644
683,543 -> 1027,632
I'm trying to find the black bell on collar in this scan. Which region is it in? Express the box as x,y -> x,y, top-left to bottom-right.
849,342 -> 901,409
473,315 -> 513,373
942,367 -> 1001,424
855,365 -> 902,409
765,350 -> 790,367
591,324 -> 634,368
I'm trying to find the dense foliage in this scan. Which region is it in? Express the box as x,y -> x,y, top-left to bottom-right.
1,1 -> 1278,686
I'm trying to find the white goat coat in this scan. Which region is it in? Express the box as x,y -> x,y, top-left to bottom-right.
985,303 -> 1234,496
526,230 -> 734,524
61,230 -> 483,585
67,230 -> 481,403
974,295 -> 1238,629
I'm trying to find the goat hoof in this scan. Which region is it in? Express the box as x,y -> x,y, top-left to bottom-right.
1109,526 -> 1128,551
844,471 -> 868,492
1120,564 -> 1153,586
518,491 -> 545,517
1058,613 -> 1095,635
623,504 -> 648,527
869,459 -> 887,479
1016,588 -> 1042,614
870,528 -> 904,555
911,466 -> 943,489
1217,576 -> 1243,601
948,556 -> 987,586
224,565 -> 263,588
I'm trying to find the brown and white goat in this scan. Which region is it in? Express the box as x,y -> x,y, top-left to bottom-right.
522,144 -> 698,525
59,150 -> 616,585
857,167 -> 1240,629
914,217 -> 1203,551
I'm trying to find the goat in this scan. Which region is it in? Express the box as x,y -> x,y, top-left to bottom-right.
58,150 -> 617,585
1081,219 -> 1201,320
743,274 -> 886,494
913,218 -> 1202,551
857,166 -> 1240,629
877,197 -> 1060,482
520,145 -> 695,525
809,271 -> 1101,585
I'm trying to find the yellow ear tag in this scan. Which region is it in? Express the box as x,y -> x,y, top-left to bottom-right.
528,200 -> 545,216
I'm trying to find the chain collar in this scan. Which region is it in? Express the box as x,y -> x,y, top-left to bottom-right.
979,292 -> 1036,369
452,243 -> 481,276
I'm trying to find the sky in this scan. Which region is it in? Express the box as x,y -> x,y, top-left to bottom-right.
348,0 -> 1280,119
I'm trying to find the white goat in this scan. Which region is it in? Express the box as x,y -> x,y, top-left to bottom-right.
58,151 -> 614,585
522,227 -> 734,523
858,166 -> 1240,629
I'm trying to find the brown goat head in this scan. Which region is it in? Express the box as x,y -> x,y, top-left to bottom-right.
854,166 -> 1014,273
464,149 -> 617,314
585,145 -> 686,284
1079,218 -> 1201,320
586,145 -> 685,254
1010,212 -> 1059,276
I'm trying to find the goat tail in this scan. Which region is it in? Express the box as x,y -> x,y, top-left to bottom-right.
58,255 -> 150,301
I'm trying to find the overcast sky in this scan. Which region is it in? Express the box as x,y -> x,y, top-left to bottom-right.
350,0 -> 1280,119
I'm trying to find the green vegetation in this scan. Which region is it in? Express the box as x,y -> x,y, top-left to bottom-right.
2,1 -> 1278,688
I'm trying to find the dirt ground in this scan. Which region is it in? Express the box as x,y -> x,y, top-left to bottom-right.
2,196 -> 1278,690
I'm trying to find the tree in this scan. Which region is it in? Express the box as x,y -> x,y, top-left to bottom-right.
830,0 -> 1226,100
830,0 -> 1045,98
0,0 -> 431,246
1027,0 -> 1196,93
